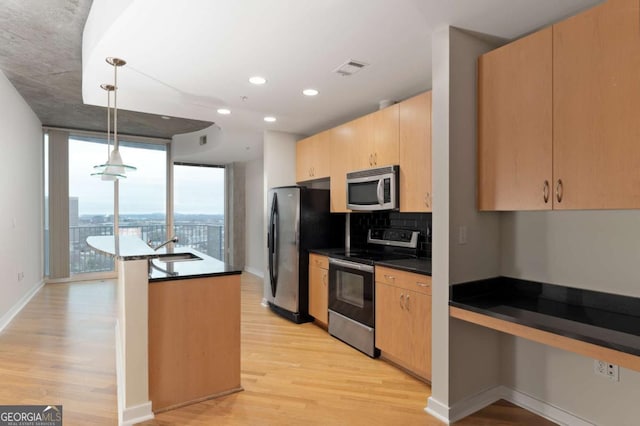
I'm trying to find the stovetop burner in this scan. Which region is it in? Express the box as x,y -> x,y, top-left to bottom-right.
328,228 -> 421,265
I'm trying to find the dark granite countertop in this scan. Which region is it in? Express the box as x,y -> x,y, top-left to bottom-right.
450,277 -> 640,356
149,248 -> 241,282
307,248 -> 431,275
375,258 -> 431,275
308,248 -> 345,256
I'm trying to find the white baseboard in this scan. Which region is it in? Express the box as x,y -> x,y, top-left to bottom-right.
243,266 -> 264,278
425,396 -> 451,424
427,386 -> 594,426
121,401 -> 153,426
0,280 -> 44,333
448,386 -> 504,423
502,387 -> 594,426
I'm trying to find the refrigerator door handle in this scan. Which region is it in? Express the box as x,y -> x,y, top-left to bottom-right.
268,193 -> 278,297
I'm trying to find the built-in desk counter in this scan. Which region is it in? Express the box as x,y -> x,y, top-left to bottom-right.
450,277 -> 640,372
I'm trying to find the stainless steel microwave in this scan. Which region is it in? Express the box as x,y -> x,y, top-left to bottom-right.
346,165 -> 399,211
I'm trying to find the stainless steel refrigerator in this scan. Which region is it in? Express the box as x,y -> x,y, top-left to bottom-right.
266,186 -> 332,323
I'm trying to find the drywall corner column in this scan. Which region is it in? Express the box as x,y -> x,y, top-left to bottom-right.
48,129 -> 70,279
244,157 -> 264,277
117,258 -> 152,423
262,130 -> 300,302
427,25 -> 452,421
428,26 -> 503,422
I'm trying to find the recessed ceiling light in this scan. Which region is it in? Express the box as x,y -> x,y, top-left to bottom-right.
161,116 -> 171,120
264,116 -> 276,123
217,108 -> 231,115
303,88 -> 319,96
249,76 -> 267,85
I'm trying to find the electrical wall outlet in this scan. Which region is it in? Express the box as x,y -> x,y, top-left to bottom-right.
594,360 -> 620,382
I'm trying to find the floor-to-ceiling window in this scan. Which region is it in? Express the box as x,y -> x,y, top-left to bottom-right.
173,163 -> 225,261
44,130 -> 168,278
68,137 -> 115,274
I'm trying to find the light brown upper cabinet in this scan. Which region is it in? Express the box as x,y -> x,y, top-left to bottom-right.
366,104 -> 400,168
478,28 -> 553,211
479,0 -> 640,211
343,104 -> 400,171
553,0 -> 640,209
400,91 -> 432,212
296,130 -> 331,183
330,121 -> 362,212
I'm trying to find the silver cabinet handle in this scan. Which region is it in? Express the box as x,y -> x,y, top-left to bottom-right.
425,192 -> 431,208
416,282 -> 429,287
405,294 -> 410,311
374,152 -> 377,165
369,154 -> 373,166
556,179 -> 563,203
399,293 -> 405,309
384,274 -> 396,281
543,180 -> 549,203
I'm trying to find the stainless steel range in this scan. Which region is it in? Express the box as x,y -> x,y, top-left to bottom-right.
328,228 -> 419,357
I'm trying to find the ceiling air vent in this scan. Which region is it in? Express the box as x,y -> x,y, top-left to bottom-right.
333,59 -> 369,76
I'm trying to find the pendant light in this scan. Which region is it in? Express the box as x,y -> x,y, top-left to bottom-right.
92,57 -> 136,179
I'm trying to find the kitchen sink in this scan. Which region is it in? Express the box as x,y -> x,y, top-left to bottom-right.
155,252 -> 203,263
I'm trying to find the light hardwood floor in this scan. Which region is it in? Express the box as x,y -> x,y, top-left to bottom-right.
0,274 -> 554,425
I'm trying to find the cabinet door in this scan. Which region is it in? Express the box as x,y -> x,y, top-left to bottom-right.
478,27 -> 553,211
296,132 -> 331,183
330,124 -> 350,212
400,91 -> 432,212
553,0 -> 640,209
296,135 -> 314,183
313,130 -> 331,179
308,263 -> 328,326
369,104 -> 399,167
405,290 -> 431,381
375,282 -> 407,361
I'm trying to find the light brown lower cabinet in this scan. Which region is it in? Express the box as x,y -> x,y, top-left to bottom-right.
375,266 -> 431,381
148,274 -> 242,413
308,253 -> 329,327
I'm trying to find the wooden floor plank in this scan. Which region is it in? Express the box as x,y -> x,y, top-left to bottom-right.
0,274 -> 555,425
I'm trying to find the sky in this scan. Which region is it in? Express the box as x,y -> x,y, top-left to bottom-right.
66,138 -> 225,215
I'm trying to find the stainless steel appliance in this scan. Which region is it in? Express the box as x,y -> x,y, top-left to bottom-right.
346,165 -> 399,211
328,228 -> 419,357
266,186 -> 331,323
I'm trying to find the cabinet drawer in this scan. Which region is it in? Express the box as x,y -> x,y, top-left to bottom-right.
375,266 -> 431,295
309,253 -> 329,269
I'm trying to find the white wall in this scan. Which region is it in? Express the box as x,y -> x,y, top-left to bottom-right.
244,157 -> 264,277
428,26 -> 502,421
262,130 -> 299,301
0,71 -> 44,329
500,210 -> 640,424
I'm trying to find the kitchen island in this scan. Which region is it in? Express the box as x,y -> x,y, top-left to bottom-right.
87,236 -> 242,425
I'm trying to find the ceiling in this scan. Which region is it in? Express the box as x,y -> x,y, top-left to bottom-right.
3,0 -> 603,162
0,0 -> 212,140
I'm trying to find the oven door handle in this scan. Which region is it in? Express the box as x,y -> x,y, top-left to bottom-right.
329,258 -> 374,273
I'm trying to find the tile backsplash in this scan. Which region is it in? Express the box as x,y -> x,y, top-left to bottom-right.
348,211 -> 432,258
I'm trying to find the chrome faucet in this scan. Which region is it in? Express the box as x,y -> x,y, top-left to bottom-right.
150,236 -> 178,251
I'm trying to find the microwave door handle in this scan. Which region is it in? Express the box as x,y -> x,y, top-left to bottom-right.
376,179 -> 384,205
